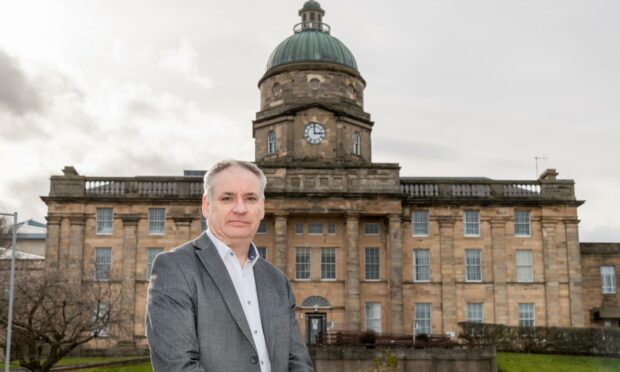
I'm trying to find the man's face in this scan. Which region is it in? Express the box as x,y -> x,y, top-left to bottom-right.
201,166 -> 265,247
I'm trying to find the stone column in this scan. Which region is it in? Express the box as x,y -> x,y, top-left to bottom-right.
45,215 -> 62,267
565,219 -> 585,327
438,216 -> 457,334
490,218 -> 509,324
274,213 -> 289,273
542,219 -> 560,326
68,215 -> 86,283
120,214 -> 140,343
388,214 -> 404,334
345,213 -> 360,331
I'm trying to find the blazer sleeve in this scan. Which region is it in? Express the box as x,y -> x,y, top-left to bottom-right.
146,252 -> 207,372
285,278 -> 314,372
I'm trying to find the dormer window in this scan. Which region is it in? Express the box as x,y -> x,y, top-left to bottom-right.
267,130 -> 276,154
352,131 -> 361,155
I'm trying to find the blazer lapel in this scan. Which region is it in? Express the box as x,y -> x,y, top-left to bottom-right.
192,233 -> 257,352
253,260 -> 276,361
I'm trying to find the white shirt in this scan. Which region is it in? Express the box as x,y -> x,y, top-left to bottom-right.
207,229 -> 272,372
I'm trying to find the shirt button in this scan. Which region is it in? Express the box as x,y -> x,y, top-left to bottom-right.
254,330 -> 258,334
261,360 -> 264,365
247,300 -> 251,305
250,356 -> 258,364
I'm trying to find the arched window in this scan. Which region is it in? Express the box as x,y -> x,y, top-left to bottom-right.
302,296 -> 331,308
267,130 -> 276,155
352,131 -> 361,155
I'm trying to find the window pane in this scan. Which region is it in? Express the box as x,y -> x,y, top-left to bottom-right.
365,247 -> 380,280
515,211 -> 531,236
328,223 -> 336,235
295,248 -> 311,280
464,210 -> 480,236
147,247 -> 164,280
516,250 -> 533,282
96,208 -> 113,234
412,211 -> 429,236
267,131 -> 276,154
149,208 -> 165,234
414,249 -> 430,281
365,302 -> 381,333
257,221 -> 267,234
414,303 -> 431,335
295,223 -> 304,235
364,223 -> 380,235
321,248 -> 336,280
465,249 -> 481,281
601,266 -> 616,294
519,303 -> 535,327
467,303 -> 484,323
95,248 -> 112,280
257,247 -> 267,261
308,223 -> 323,235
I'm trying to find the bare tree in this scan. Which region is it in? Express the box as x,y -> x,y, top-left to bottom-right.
0,215 -> 11,249
0,268 -> 129,372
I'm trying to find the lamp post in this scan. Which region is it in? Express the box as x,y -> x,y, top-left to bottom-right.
1,212 -> 17,372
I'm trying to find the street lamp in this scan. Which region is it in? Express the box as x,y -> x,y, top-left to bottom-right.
1,212 -> 17,372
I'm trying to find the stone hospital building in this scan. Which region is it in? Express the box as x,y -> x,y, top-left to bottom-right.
42,1 -> 619,352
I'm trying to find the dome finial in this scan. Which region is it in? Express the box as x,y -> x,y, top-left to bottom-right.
298,1 -> 328,33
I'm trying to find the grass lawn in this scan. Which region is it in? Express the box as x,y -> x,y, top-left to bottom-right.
497,352 -> 620,372
1,356 -> 141,370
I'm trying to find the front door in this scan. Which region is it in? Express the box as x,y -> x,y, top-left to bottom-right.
306,313 -> 326,345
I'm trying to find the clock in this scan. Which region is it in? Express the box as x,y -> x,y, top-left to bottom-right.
304,122 -> 326,144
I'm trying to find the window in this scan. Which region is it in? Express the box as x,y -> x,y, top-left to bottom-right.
295,223 -> 304,235
96,208 -> 113,235
412,211 -> 429,236
295,248 -> 311,280
515,211 -> 531,236
516,250 -> 533,282
308,223 -> 323,235
147,248 -> 164,280
95,248 -> 112,280
365,303 -> 381,333
365,247 -> 380,281
601,266 -> 616,294
518,303 -> 535,327
364,223 -> 380,235
257,221 -> 267,234
352,131 -> 361,155
149,208 -> 165,235
267,131 -> 276,154
257,247 -> 267,261
328,223 -> 336,235
464,210 -> 480,236
93,302 -> 110,337
414,303 -> 431,335
467,303 -> 484,323
413,249 -> 430,282
321,248 -> 336,280
465,249 -> 482,282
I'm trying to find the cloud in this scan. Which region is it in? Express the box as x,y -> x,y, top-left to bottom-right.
0,50 -> 42,115
156,40 -> 213,90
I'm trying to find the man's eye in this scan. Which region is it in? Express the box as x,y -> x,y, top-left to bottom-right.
220,196 -> 233,201
245,196 -> 258,202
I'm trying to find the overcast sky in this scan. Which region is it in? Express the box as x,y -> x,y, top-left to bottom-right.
0,0 -> 618,241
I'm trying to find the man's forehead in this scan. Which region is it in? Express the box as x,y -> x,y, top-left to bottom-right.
212,167 -> 261,193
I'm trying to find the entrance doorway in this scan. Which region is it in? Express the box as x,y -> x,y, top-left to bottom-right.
306,313 -> 326,345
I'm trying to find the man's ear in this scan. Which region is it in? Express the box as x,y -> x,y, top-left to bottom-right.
201,196 -> 209,219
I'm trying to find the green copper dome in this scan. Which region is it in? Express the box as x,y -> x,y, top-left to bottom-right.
265,1 -> 358,72
266,30 -> 358,71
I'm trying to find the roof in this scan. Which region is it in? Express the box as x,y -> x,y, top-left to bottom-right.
0,247 -> 45,260
14,219 -> 47,240
581,243 -> 620,255
266,30 -> 358,72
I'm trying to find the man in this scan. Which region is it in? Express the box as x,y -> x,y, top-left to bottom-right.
146,160 -> 313,372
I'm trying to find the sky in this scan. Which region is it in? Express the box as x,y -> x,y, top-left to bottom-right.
0,0 -> 618,242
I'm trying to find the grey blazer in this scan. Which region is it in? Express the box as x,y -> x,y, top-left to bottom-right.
146,233 -> 313,372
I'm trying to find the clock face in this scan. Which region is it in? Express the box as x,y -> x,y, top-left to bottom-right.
304,122 -> 326,144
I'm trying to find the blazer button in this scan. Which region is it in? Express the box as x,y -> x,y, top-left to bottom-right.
250,356 -> 258,364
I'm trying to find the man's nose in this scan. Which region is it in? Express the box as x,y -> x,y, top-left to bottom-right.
232,198 -> 248,213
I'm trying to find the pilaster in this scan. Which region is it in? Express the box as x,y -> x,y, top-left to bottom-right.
542,218 -> 560,326
490,218 -> 509,324
274,213 -> 289,272
45,215 -> 62,267
68,215 -> 86,283
388,214 -> 404,334
564,219 -> 585,327
438,216 -> 456,334
120,214 -> 139,343
345,213 -> 360,331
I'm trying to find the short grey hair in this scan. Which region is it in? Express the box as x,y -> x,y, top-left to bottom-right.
203,159 -> 267,202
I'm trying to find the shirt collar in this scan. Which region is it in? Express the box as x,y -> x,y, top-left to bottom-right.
206,229 -> 260,267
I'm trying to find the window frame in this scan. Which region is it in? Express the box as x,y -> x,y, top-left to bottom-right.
514,210 -> 531,237
94,247 -> 112,281
465,249 -> 482,282
414,303 -> 432,335
413,249 -> 430,282
516,250 -> 534,283
320,248 -> 336,280
352,131 -> 361,156
308,223 -> 324,235
466,303 -> 484,323
412,210 -> 429,237
328,223 -> 336,235
294,223 -> 304,235
364,223 -> 380,236
364,247 -> 381,281
267,130 -> 276,155
95,208 -> 113,235
148,208 -> 166,235
518,303 -> 536,327
146,247 -> 164,280
601,265 -> 617,294
295,247 -> 311,281
463,210 -> 480,237
365,302 -> 381,333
